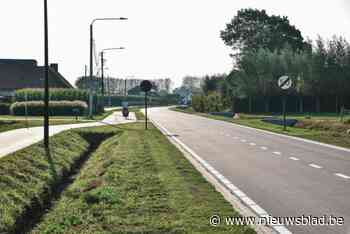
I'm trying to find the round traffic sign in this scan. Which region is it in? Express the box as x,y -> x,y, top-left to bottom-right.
140,80 -> 153,92
278,76 -> 292,90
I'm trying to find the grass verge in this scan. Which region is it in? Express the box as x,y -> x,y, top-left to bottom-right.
31,123 -> 255,234
0,128 -> 117,234
0,119 -> 89,134
172,107 -> 350,149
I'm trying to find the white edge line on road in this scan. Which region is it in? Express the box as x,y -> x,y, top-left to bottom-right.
150,118 -> 291,234
334,173 -> 350,179
227,121 -> 350,153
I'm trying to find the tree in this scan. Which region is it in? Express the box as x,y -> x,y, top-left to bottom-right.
75,76 -> 101,93
220,8 -> 309,54
201,74 -> 226,95
182,76 -> 202,92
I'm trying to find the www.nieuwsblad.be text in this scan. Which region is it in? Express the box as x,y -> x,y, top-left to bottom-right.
209,214 -> 345,227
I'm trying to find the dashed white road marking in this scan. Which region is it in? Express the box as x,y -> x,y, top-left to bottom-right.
260,146 -> 268,150
226,134 -> 230,137
309,164 -> 323,169
273,151 -> 282,155
233,136 -> 239,139
289,157 -> 300,161
249,143 -> 256,146
152,117 -> 292,234
334,173 -> 350,179
241,139 -> 247,143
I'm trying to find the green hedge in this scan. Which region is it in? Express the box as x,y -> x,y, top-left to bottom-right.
192,93 -> 224,113
15,89 -> 103,114
0,103 -> 10,115
10,101 -> 88,116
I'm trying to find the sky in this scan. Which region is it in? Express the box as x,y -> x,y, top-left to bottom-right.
1,0 -> 350,88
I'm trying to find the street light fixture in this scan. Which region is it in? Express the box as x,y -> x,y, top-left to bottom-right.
100,47 -> 125,98
89,17 -> 127,117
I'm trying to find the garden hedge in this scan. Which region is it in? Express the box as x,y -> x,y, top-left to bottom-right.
0,103 -> 10,115
10,101 -> 88,116
15,89 -> 103,114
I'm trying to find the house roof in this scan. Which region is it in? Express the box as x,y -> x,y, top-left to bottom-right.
0,59 -> 73,90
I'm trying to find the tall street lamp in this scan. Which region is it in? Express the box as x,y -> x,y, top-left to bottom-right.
100,47 -> 125,96
44,0 -> 49,149
89,17 -> 127,117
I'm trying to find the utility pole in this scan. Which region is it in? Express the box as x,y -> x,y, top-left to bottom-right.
89,18 -> 127,117
101,51 -> 104,96
44,0 -> 49,149
89,23 -> 94,118
124,79 -> 127,96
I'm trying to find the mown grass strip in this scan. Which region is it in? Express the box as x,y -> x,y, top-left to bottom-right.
0,119 -> 89,134
0,128 -> 117,234
31,123 -> 255,234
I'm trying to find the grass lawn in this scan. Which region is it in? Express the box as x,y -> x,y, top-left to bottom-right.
0,128 -> 117,234
30,123 -> 254,234
129,107 -> 145,120
0,119 -> 92,134
0,110 -> 117,134
172,107 -> 350,149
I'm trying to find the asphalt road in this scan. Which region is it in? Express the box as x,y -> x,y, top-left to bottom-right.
148,107 -> 350,234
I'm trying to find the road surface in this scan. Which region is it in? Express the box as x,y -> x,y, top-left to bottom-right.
148,107 -> 350,234
0,112 -> 135,158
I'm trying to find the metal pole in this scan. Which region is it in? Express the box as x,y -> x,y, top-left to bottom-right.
44,0 -> 49,148
124,79 -> 127,96
25,90 -> 28,129
283,94 -> 287,131
101,51 -> 105,108
101,51 -> 104,95
145,91 -> 148,130
89,24 -> 93,118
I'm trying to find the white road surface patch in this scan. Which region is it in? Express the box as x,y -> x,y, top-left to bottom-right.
334,173 -> 350,179
289,157 -> 300,161
309,164 -> 323,169
241,139 -> 247,143
233,136 -> 238,139
273,151 -> 282,155
260,146 -> 268,150
249,143 -> 256,146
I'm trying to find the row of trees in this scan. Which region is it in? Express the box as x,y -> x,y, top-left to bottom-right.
187,9 -> 350,114
224,36 -> 350,113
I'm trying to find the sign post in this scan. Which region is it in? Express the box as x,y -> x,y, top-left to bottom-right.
140,80 -> 153,130
278,76 -> 292,131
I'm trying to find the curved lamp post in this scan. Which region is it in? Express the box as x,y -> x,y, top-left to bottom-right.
100,47 -> 125,96
89,17 -> 127,117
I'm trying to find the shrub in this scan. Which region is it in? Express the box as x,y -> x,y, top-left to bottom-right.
192,93 -> 224,113
192,95 -> 207,112
207,93 -> 224,112
15,89 -> 103,114
0,103 -> 10,115
10,101 -> 88,116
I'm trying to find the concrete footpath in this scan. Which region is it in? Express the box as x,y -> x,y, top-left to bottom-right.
0,112 -> 136,158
